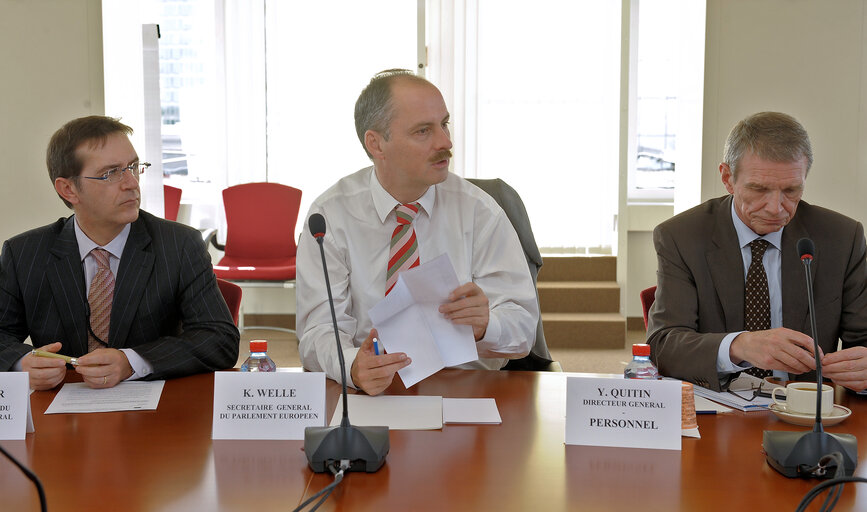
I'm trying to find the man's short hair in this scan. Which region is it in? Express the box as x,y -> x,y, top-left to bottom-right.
723,111 -> 813,180
354,69 -> 432,159
47,115 -> 133,208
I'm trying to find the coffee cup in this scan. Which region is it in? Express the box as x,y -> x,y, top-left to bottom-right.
771,382 -> 833,415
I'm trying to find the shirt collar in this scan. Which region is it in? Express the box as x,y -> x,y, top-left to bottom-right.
370,166 -> 436,223
730,200 -> 783,251
73,217 -> 131,261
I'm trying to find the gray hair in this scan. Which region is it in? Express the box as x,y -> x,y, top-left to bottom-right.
723,111 -> 813,180
354,69 -> 431,159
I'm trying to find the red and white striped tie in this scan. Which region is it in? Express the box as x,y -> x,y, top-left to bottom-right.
386,202 -> 420,295
88,248 -> 114,352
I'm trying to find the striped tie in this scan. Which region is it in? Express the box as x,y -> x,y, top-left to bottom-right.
87,248 -> 114,352
386,202 -> 421,295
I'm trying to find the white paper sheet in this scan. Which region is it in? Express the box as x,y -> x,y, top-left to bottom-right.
442,398 -> 502,424
44,381 -> 165,414
329,395 -> 443,430
369,254 -> 478,387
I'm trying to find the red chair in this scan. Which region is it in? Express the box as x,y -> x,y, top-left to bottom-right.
212,183 -> 302,332
164,185 -> 183,222
640,285 -> 657,329
216,278 -> 242,326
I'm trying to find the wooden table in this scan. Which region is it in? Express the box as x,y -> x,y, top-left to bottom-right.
2,370 -> 865,511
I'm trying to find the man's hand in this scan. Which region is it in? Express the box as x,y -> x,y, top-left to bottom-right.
822,346 -> 867,391
730,327 -> 819,374
439,282 -> 490,341
22,342 -> 67,390
350,330 -> 410,396
75,348 -> 134,388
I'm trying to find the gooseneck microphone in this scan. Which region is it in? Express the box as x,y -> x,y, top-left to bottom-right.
762,238 -> 858,478
303,213 -> 389,474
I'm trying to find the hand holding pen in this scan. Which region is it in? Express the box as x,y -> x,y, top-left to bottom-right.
23,342 -> 68,390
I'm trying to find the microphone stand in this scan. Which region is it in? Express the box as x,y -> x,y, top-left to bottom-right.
762,240 -> 858,477
304,216 -> 389,473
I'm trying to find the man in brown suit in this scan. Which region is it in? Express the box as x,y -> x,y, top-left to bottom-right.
647,112 -> 867,391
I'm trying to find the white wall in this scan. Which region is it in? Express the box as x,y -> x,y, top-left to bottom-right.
0,0 -> 105,243
626,0 -> 867,319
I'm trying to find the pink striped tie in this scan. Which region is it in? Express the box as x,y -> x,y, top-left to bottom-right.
386,202 -> 420,295
88,248 -> 114,352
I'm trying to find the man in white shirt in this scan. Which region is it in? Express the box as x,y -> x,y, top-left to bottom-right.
296,69 -> 539,395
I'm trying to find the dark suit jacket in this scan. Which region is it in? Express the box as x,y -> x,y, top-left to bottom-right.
0,211 -> 239,379
647,195 -> 867,391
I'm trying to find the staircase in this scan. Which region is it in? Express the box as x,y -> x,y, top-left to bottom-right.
537,256 -> 626,349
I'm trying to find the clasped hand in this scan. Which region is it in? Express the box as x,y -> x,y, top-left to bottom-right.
23,342 -> 134,390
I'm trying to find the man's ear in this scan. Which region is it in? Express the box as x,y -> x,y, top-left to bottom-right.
55,178 -> 81,206
365,130 -> 385,161
720,162 -> 735,194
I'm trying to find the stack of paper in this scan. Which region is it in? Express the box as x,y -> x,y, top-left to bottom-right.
693,374 -> 773,412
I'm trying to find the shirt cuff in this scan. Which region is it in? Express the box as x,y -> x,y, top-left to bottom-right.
477,313 -> 502,346
120,348 -> 152,380
717,331 -> 752,373
343,346 -> 360,389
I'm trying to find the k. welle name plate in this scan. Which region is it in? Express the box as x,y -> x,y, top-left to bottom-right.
0,372 -> 33,440
565,377 -> 681,450
212,371 -> 325,440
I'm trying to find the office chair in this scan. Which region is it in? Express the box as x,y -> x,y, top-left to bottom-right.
164,185 -> 183,222
466,178 -> 559,371
211,182 -> 302,333
640,285 -> 657,329
216,278 -> 243,326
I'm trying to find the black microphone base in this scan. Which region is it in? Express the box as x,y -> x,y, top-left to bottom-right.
304,424 -> 389,473
763,430 -> 858,478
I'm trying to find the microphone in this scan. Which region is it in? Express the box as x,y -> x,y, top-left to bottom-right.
303,213 -> 389,473
762,238 -> 858,478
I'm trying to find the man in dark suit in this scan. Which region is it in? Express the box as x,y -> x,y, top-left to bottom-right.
647,112 -> 867,391
0,116 -> 239,390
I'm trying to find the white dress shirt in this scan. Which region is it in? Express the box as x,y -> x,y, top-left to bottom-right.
716,203 -> 784,374
73,219 -> 152,379
296,167 -> 539,387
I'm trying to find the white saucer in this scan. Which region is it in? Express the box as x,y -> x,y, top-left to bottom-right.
769,403 -> 852,427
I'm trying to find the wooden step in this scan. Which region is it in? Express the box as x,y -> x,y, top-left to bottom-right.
542,312 -> 626,350
538,255 -> 616,282
537,281 -> 619,313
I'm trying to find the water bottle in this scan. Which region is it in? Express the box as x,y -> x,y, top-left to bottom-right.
624,343 -> 660,379
240,340 -> 276,372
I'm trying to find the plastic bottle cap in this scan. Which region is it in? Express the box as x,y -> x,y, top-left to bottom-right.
250,340 -> 268,352
632,344 -> 651,357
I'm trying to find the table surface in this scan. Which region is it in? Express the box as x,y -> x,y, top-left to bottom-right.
2,369 -> 865,511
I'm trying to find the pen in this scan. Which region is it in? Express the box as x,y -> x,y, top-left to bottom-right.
696,410 -> 717,415
31,349 -> 78,366
373,337 -> 380,356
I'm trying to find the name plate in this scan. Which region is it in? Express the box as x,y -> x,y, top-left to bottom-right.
0,372 -> 34,440
565,377 -> 681,451
212,371 -> 325,440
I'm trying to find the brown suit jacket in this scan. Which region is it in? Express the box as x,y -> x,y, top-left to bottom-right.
647,195 -> 867,391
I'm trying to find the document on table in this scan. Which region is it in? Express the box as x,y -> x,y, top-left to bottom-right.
369,253 -> 478,388
330,395 -> 443,430
693,374 -> 772,412
44,381 -> 165,414
442,398 -> 502,424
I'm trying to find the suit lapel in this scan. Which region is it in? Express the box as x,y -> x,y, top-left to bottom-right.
47,217 -> 89,354
781,211 -> 810,333
110,217 -> 154,347
707,196 -> 746,331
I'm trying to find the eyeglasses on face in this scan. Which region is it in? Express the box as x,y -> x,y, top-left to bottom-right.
81,162 -> 151,184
